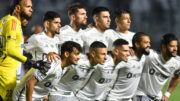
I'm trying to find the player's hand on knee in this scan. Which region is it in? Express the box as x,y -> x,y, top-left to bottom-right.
47,52 -> 60,62
161,95 -> 169,101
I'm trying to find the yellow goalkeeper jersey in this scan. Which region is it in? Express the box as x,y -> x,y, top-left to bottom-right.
0,14 -> 27,74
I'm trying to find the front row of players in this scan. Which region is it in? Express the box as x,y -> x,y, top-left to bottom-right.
13,32 -> 180,101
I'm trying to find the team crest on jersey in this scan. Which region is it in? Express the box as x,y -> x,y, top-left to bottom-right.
44,82 -> 51,87
2,18 -> 7,24
72,75 -> 79,80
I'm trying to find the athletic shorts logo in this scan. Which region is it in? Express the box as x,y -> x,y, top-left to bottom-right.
98,78 -> 105,83
44,82 -> 51,87
72,75 -> 79,80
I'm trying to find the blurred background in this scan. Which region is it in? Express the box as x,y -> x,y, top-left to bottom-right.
1,0 -> 180,100
0,0 -> 180,50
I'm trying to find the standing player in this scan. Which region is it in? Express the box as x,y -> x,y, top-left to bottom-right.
12,41 -> 82,101
105,9 -> 135,54
48,3 -> 87,61
0,0 -> 46,100
134,34 -> 180,101
105,32 -> 151,101
82,7 -> 111,53
75,39 -> 130,100
58,3 -> 87,48
24,11 -> 61,61
49,41 -> 107,101
31,24 -> 43,34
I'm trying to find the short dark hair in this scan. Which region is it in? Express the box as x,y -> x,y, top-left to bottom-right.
61,41 -> 82,55
113,39 -> 129,47
132,32 -> 149,50
9,0 -> 22,14
90,41 -> 107,50
161,33 -> 178,46
92,7 -> 109,17
68,3 -> 85,16
43,11 -> 60,22
115,9 -> 130,18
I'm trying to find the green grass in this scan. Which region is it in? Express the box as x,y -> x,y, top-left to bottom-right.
162,81 -> 180,101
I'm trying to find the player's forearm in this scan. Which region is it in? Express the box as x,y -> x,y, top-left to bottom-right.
167,74 -> 180,93
6,39 -> 27,63
26,76 -> 37,101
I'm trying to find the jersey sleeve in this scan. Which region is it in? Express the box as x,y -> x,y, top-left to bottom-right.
3,19 -> 27,63
24,35 -> 38,52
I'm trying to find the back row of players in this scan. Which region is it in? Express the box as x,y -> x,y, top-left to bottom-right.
13,3 -> 180,101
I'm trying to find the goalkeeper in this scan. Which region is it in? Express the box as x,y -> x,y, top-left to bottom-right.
0,0 -> 48,100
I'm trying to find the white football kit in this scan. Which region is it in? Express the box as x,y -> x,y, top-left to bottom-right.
105,29 -> 135,48
106,55 -> 146,101
12,60 -> 68,101
136,50 -> 180,100
58,25 -> 84,48
24,32 -> 59,61
75,55 -> 119,100
82,28 -> 112,53
49,55 -> 95,101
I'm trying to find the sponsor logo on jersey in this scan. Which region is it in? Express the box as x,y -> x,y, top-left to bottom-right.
72,75 -> 79,80
98,78 -> 112,83
149,68 -> 169,79
44,82 -> 51,87
126,72 -> 141,78
11,19 -> 17,31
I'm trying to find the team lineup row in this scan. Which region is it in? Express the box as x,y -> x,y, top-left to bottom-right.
0,0 -> 179,101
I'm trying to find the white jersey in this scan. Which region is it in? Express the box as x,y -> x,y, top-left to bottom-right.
58,25 -> 84,48
82,28 -> 111,53
50,55 -> 95,97
106,55 -> 146,100
24,32 -> 59,60
12,60 -> 67,100
75,55 -> 119,100
136,50 -> 180,99
105,29 -> 135,47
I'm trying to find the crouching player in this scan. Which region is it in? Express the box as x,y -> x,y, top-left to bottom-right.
12,41 -> 82,101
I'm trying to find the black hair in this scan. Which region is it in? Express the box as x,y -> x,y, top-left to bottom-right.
61,41 -> 82,55
114,9 -> 130,18
90,41 -> 107,49
9,0 -> 22,14
132,32 -> 149,50
68,3 -> 85,16
161,33 -> 178,46
43,11 -> 60,22
92,7 -> 109,17
113,39 -> 129,47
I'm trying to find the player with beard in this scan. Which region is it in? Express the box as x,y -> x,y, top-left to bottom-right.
105,32 -> 150,101
48,3 -> 87,61
134,33 -> 180,101
58,3 -> 87,52
24,11 -> 61,61
0,0 -> 48,100
49,41 -> 107,101
12,41 -> 82,101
